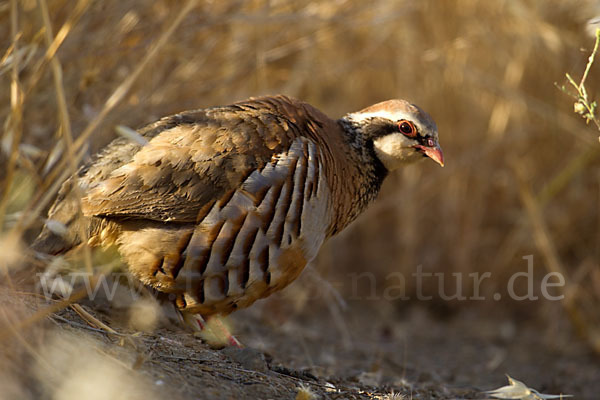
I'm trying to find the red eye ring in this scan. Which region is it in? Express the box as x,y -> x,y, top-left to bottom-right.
398,120 -> 417,137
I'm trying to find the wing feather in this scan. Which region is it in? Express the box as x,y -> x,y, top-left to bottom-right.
80,96 -> 322,223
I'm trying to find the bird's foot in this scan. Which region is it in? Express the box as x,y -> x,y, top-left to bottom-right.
181,312 -> 243,348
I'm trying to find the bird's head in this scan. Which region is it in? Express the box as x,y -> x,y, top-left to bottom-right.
342,99 -> 443,170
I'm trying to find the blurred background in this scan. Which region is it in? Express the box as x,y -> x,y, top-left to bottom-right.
1,0 -> 600,398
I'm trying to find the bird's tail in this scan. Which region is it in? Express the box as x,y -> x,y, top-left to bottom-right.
31,178 -> 87,256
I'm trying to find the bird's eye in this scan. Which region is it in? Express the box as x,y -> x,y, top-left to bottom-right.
398,120 -> 416,137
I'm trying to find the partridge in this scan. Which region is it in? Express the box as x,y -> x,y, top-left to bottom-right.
33,95 -> 443,318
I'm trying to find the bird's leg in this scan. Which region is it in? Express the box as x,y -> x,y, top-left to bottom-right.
180,311 -> 242,348
208,316 -> 243,348
179,309 -> 202,331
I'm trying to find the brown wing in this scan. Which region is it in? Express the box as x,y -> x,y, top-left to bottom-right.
81,95 -> 332,223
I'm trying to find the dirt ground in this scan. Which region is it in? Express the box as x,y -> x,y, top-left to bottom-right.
1,269 -> 597,400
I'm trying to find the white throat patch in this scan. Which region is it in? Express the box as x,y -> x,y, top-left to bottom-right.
373,134 -> 422,171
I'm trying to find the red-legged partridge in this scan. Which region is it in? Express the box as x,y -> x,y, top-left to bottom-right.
34,95 -> 443,318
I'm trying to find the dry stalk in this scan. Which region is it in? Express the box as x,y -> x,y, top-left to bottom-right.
23,0 -> 91,98
70,304 -> 118,335
13,0 -> 200,240
0,277 -> 98,342
512,162 -> 600,354
0,0 -> 24,229
38,0 -> 94,274
557,28 -> 600,130
0,307 -> 57,376
538,145 -> 600,206
72,0 -> 200,151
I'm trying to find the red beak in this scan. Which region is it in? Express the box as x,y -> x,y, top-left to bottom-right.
415,144 -> 444,167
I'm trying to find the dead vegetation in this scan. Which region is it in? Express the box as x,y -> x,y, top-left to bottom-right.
1,0 -> 599,399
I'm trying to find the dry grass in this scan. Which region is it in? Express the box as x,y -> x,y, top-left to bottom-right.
1,0 -> 599,398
